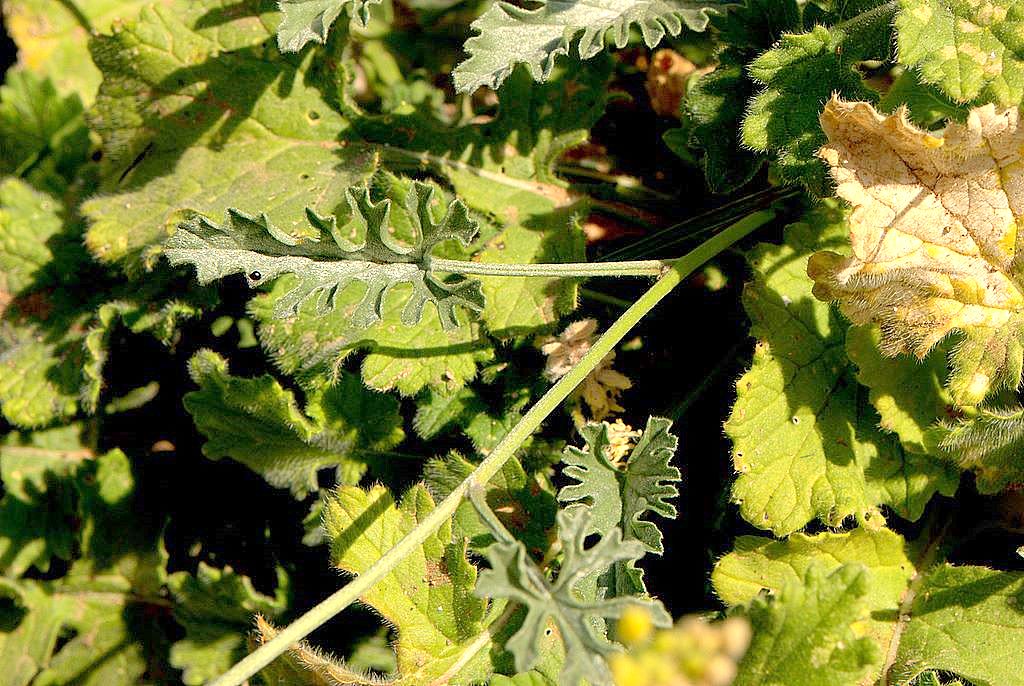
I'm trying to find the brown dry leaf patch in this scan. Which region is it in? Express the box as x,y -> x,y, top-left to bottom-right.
808,96 -> 1024,405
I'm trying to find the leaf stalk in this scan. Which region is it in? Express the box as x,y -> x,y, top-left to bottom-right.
206,209 -> 774,686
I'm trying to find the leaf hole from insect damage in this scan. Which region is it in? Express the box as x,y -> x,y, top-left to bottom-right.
308,110 -> 321,122
249,271 -> 262,281
300,173 -> 310,180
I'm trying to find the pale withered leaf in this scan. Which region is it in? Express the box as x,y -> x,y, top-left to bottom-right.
809,96 -> 1024,406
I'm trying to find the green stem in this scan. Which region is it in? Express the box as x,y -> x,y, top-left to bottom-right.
206,210 -> 774,686
431,257 -> 668,277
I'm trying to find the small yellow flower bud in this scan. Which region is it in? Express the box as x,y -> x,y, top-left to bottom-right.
618,605 -> 655,646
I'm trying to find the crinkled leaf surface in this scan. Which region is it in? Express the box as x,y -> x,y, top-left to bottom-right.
891,564 -> 1024,686
453,0 -> 719,92
476,505 -> 670,686
0,450 -> 169,686
896,0 -> 1024,105
82,0 -> 377,275
682,0 -> 801,192
847,325 -> 953,457
741,3 -> 894,191
714,528 -> 913,681
166,181 -> 484,330
184,349 -> 403,497
277,0 -> 381,52
1,0 -> 148,102
0,69 -> 89,195
0,426 -> 85,577
168,563 -> 289,685
726,203 -> 957,535
809,97 -> 1024,406
733,563 -> 880,686
324,484 -> 494,684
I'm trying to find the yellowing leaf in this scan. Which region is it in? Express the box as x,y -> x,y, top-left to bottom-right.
809,96 -> 1024,406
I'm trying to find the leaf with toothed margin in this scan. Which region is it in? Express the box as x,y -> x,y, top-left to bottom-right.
276,0 -> 383,53
453,0 -> 720,93
165,182 -> 484,331
475,504 -> 672,686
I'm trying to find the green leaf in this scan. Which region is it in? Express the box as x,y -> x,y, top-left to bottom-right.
476,505 -> 671,686
0,68 -> 89,195
936,405 -> 1024,492
166,181 -> 484,330
878,69 -> 970,126
895,0 -> 1024,105
846,325 -> 953,457
733,563 -> 880,686
245,178 -> 498,396
1,0 -> 149,102
681,0 -> 802,192
324,484 -> 495,683
0,449 -> 169,686
891,564 -> 1024,686
0,177 -> 65,306
168,563 -> 290,685
82,0 -> 377,275
277,0 -> 382,52
425,451 -> 558,556
714,528 -> 913,681
725,203 -> 958,535
184,349 -> 404,497
453,0 -> 719,92
557,417 -> 680,596
0,426 -> 85,577
741,4 -> 894,191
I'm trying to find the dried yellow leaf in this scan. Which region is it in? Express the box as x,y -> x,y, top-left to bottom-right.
808,96 -> 1024,405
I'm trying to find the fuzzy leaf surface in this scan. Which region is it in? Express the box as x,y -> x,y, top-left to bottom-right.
183,350 -> 403,497
896,0 -> 1024,105
453,0 -> 719,92
168,564 -> 289,685
809,97 -> 1024,406
476,505 -> 671,686
82,0 -> 377,275
734,563 -> 879,686
726,203 -> 957,535
166,182 -> 484,330
324,484 -> 493,683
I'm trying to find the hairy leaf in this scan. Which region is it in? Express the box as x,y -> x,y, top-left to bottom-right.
558,417 -> 680,596
476,505 -> 671,686
1,0 -> 148,102
936,405 -> 1024,491
891,564 -> 1024,686
896,0 -> 1024,105
324,484 -> 495,683
726,203 -> 957,535
277,0 -> 381,52
734,563 -> 879,686
0,450 -> 168,686
809,97 -> 1024,406
82,0 -> 377,275
682,0 -> 801,192
167,182 -> 484,330
0,69 -> 89,195
169,564 -> 289,685
714,528 -> 913,681
740,5 -> 893,191
0,426 -> 84,577
184,350 -> 403,497
453,0 -> 718,92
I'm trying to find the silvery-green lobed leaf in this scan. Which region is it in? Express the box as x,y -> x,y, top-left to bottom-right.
165,182 -> 484,330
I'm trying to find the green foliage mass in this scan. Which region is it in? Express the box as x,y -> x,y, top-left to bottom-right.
1,0 -> 1023,684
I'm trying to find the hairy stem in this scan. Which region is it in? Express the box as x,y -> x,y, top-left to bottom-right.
207,209 -> 774,686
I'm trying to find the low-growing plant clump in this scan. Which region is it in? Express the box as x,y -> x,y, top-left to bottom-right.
0,0 -> 1022,685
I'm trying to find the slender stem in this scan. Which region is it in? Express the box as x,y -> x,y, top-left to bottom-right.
431,257 -> 668,278
206,210 -> 774,686
580,287 -> 633,309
